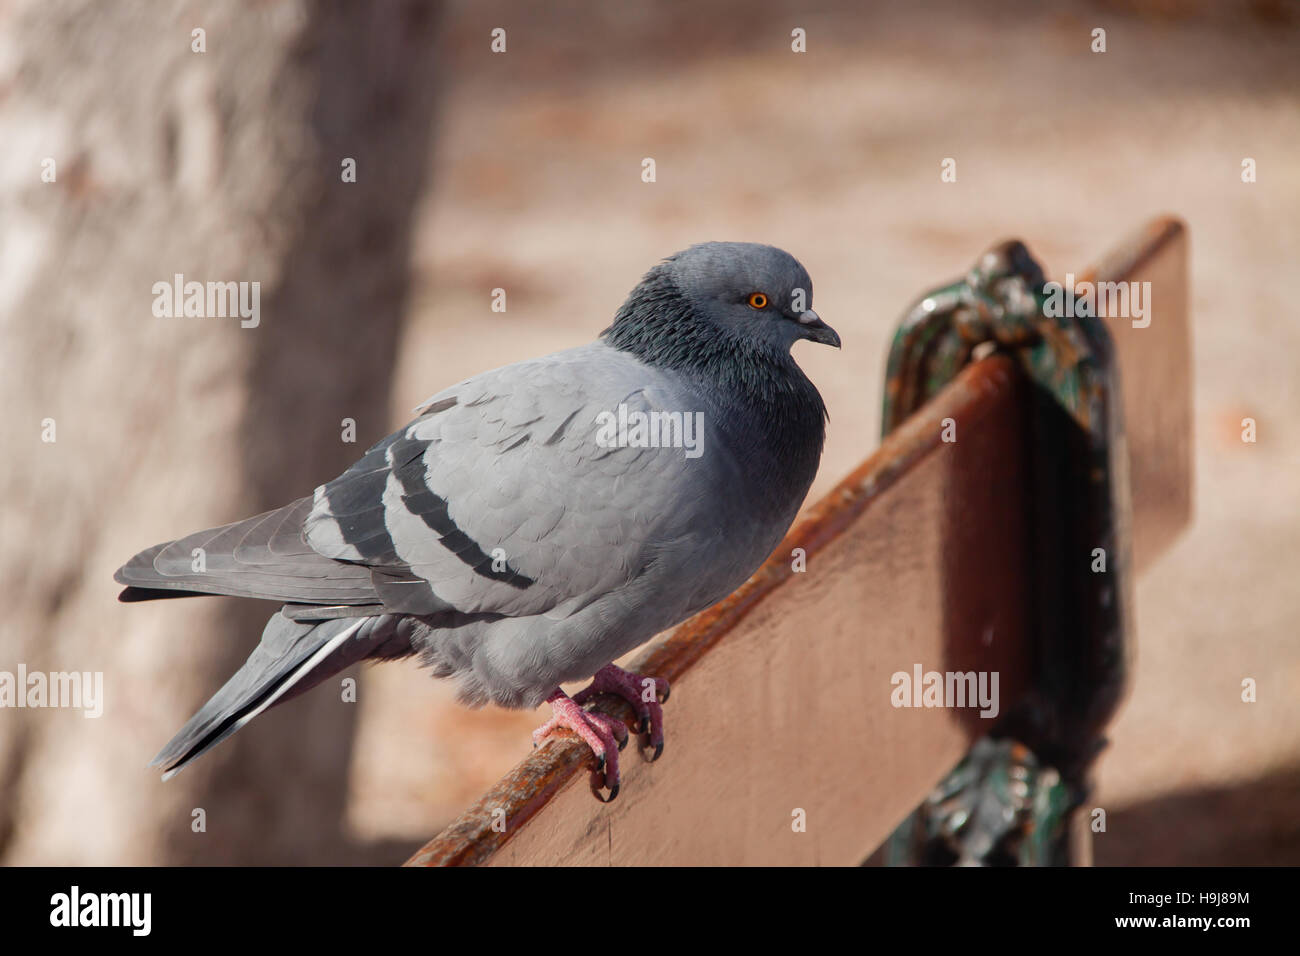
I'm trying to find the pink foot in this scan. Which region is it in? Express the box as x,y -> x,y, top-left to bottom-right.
573,664 -> 669,762
533,689 -> 630,801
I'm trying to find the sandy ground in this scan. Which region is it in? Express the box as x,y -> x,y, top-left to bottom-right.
339,1 -> 1300,860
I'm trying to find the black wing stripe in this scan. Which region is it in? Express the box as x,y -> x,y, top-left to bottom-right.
389,436 -> 535,589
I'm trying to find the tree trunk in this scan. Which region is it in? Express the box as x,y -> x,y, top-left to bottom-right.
0,0 -> 441,864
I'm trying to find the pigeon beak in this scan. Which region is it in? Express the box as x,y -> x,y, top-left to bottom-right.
796,310 -> 841,349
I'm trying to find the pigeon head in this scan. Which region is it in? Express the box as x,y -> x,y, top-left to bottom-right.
660,242 -> 840,351
602,243 -> 840,372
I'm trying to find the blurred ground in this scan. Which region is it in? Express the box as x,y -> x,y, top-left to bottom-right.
340,0 -> 1300,862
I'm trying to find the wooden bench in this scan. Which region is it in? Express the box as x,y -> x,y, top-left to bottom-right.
406,217 -> 1192,867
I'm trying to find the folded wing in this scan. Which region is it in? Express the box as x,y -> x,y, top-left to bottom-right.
115,344 -> 694,622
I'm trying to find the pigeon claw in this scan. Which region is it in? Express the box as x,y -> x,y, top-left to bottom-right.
573,664 -> 668,767
592,779 -> 620,804
533,690 -> 628,799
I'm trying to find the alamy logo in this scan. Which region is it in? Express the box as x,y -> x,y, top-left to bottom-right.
594,403 -> 705,459
50,886 -> 151,936
0,665 -> 103,718
890,664 -> 999,718
152,274 -> 260,328
1042,275 -> 1152,328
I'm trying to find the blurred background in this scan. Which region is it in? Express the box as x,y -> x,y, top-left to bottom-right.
1,0 -> 1296,864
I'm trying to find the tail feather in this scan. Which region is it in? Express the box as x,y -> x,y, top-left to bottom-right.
152,610 -> 408,778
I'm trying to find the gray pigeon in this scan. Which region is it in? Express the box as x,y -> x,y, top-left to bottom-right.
115,241 -> 839,799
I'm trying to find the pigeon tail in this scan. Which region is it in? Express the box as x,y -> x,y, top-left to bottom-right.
151,611 -> 405,778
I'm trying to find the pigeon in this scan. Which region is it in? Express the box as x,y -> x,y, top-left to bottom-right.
115,241 -> 840,800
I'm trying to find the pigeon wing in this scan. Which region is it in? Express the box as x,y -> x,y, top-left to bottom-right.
305,344 -> 697,619
114,496 -> 380,605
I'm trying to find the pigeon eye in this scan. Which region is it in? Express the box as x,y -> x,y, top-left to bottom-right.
747,293 -> 768,309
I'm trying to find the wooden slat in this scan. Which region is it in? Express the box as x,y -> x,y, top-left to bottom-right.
407,356 -> 1034,866
1078,216 -> 1192,573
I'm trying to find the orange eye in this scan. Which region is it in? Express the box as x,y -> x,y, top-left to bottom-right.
747,292 -> 768,309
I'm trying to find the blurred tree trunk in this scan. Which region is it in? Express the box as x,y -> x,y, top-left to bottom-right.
0,0 -> 441,863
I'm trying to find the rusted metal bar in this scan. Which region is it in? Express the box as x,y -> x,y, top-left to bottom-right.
407,355 -> 1034,866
